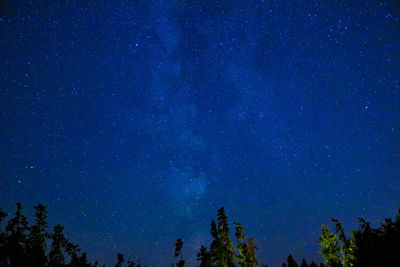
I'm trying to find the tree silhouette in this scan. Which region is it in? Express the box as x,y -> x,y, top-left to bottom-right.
5,202 -> 29,266
115,253 -> 125,267
49,224 -> 67,267
287,254 -> 298,267
174,238 -> 185,267
197,245 -> 213,267
70,251 -> 92,267
0,203 -> 399,266
0,208 -> 8,265
26,203 -> 48,266
300,258 -> 309,267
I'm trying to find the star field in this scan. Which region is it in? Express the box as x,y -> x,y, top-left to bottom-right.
0,0 -> 399,266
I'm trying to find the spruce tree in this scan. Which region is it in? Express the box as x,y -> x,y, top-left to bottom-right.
197,245 -> 213,267
287,254 -> 298,267
242,237 -> 258,267
0,208 -> 7,225
318,225 -> 341,267
210,207 -> 235,267
233,222 -> 246,266
0,208 -> 8,266
174,238 -> 185,267
330,218 -> 356,267
49,224 -> 68,267
5,202 -> 29,266
300,258 -> 309,267
115,253 -> 125,267
26,203 -> 48,266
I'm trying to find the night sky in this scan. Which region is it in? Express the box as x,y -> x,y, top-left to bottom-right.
1,0 -> 399,266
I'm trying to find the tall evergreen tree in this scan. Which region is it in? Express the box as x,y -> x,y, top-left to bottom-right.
318,225 -> 341,267
209,207 -> 235,267
174,238 -> 185,267
330,218 -> 356,267
197,245 -> 213,267
0,208 -> 8,266
70,251 -> 92,267
242,237 -> 258,267
26,203 -> 48,266
115,253 -> 125,267
49,224 -> 68,267
234,222 -> 247,266
300,258 -> 309,267
309,261 -> 318,267
287,254 -> 298,267
5,202 -> 29,266
0,208 -> 7,225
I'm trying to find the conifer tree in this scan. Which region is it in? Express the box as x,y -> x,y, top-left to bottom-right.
49,224 -> 67,267
0,208 -> 8,266
26,203 -> 48,266
70,251 -> 92,267
318,225 -> 341,267
5,202 -> 29,266
197,245 -> 213,267
209,207 -> 235,267
115,253 -> 125,267
0,208 -> 7,225
233,222 -> 246,266
309,261 -> 318,267
330,218 -> 356,267
287,254 -> 298,267
127,259 -> 142,267
174,238 -> 185,267
209,219 -> 221,265
242,237 -> 258,267
300,258 -> 309,267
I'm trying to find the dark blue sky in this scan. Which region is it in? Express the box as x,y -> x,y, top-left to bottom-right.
1,0 -> 399,266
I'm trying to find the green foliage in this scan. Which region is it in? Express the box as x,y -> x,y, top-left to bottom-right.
318,225 -> 341,267
0,203 -> 399,267
208,207 -> 235,267
317,209 -> 400,267
329,218 -> 355,267
233,222 -> 246,266
242,237 -> 258,267
197,245 -> 213,267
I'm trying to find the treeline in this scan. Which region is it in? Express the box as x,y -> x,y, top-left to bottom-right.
0,203 -> 399,267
